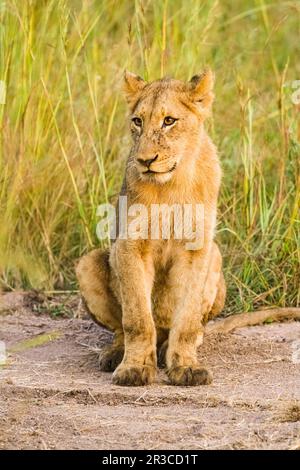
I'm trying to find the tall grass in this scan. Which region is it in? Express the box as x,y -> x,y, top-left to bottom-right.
0,0 -> 299,313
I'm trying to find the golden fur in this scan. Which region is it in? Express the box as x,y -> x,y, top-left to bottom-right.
76,70 -> 226,386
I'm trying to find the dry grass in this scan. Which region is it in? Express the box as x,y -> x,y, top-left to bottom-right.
0,0 -> 299,314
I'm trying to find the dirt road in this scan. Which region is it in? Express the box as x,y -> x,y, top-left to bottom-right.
0,294 -> 299,450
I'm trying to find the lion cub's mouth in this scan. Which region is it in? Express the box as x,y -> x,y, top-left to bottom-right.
142,162 -> 177,176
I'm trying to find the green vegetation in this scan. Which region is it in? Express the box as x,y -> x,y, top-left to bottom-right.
0,0 -> 299,313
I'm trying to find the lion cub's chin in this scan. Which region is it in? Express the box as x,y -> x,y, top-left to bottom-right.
140,171 -> 175,185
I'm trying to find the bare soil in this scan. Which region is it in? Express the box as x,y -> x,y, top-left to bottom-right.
0,293 -> 299,450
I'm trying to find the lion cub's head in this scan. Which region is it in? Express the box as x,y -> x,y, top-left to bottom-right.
124,70 -> 214,184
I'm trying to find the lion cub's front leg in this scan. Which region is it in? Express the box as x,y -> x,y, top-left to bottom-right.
166,250 -> 213,386
109,240 -> 157,386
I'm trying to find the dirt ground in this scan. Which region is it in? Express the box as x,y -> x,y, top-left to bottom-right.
0,293 -> 299,450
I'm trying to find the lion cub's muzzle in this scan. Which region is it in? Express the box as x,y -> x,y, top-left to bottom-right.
135,154 -> 177,178
137,154 -> 158,169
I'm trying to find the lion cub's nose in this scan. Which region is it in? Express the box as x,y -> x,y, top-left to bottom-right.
137,154 -> 158,168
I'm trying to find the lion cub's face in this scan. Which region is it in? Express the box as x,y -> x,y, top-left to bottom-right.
124,70 -> 214,184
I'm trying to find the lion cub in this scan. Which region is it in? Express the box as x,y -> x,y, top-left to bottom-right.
76,70 -> 226,386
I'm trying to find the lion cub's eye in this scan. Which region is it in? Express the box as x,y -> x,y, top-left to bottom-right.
132,117 -> 142,128
163,116 -> 177,127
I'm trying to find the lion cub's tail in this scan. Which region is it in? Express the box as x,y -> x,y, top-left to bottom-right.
205,308 -> 300,335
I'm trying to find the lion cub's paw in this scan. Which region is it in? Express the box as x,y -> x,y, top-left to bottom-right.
112,364 -> 156,386
99,346 -> 124,372
167,366 -> 212,386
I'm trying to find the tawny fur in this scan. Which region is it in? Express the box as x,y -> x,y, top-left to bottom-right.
77,69 -> 226,386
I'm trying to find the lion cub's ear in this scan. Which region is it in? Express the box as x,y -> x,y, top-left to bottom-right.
188,69 -> 215,109
123,71 -> 147,109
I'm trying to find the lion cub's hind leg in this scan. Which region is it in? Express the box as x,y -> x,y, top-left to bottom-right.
202,243 -> 226,324
207,271 -> 226,321
157,338 -> 169,369
98,331 -> 124,372
76,249 -> 124,372
156,328 -> 169,369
